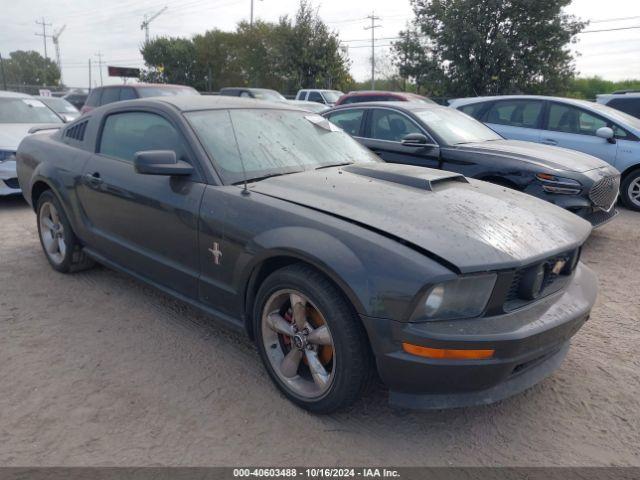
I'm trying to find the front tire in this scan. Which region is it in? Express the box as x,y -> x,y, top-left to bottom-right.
254,264 -> 373,413
37,190 -> 94,273
620,170 -> 640,211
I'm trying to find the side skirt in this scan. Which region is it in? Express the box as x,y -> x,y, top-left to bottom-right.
83,247 -> 246,335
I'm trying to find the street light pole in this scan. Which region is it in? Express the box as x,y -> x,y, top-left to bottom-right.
364,12 -> 381,90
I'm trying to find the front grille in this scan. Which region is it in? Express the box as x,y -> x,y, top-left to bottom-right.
3,178 -> 20,189
503,249 -> 579,312
589,175 -> 620,211
586,208 -> 618,227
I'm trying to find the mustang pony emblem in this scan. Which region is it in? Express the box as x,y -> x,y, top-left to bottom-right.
552,259 -> 567,275
208,242 -> 222,265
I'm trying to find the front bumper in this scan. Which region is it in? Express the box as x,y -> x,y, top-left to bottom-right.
0,160 -> 21,196
361,263 -> 597,409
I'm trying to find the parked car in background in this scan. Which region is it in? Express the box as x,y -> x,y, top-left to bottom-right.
219,87 -> 287,102
449,95 -> 640,210
16,96 -> 597,413
288,100 -> 330,113
295,89 -> 343,106
0,91 -> 63,195
596,91 -> 640,119
35,96 -> 80,122
63,90 -> 89,111
336,91 -> 434,106
81,84 -> 199,114
324,102 -> 620,226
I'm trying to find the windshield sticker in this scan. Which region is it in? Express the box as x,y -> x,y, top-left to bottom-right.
305,114 -> 341,132
22,99 -> 46,108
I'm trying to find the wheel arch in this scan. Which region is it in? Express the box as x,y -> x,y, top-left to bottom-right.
242,251 -> 367,341
620,163 -> 640,180
30,179 -> 54,212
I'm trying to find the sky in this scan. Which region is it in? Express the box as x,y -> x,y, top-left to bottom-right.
1,0 -> 640,89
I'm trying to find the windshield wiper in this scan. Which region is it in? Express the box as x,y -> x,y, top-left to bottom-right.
233,170 -> 303,185
315,162 -> 353,170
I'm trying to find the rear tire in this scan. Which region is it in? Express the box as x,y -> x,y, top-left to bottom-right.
36,190 -> 95,273
254,263 -> 373,413
620,170 -> 640,211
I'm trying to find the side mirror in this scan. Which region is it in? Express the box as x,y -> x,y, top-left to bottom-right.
133,150 -> 194,176
401,133 -> 429,146
596,126 -> 615,143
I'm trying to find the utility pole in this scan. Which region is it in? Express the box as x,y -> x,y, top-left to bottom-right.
364,12 -> 381,90
88,58 -> 92,90
35,18 -> 53,60
250,0 -> 263,26
141,6 -> 168,43
95,51 -> 104,86
52,25 -> 67,85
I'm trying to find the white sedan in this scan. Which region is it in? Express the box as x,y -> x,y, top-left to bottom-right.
0,91 -> 63,195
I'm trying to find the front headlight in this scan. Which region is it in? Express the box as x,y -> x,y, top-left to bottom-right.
0,150 -> 16,163
411,273 -> 497,321
536,173 -> 582,194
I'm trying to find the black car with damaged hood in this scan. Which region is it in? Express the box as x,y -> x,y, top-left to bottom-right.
16,96 -> 597,413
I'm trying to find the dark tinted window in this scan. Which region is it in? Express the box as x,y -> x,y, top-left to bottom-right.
120,88 -> 137,100
100,88 -> 121,106
458,102 -> 486,119
327,109 -> 365,135
84,89 -> 102,107
547,103 -> 606,136
484,100 -> 543,128
608,97 -> 640,119
369,109 -> 422,142
99,112 -> 185,162
308,91 -> 324,103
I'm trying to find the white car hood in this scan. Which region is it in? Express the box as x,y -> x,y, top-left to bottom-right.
0,124 -> 53,150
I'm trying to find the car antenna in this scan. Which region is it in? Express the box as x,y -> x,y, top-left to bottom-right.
228,112 -> 251,196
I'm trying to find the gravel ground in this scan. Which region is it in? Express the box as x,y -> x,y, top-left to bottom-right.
0,195 -> 639,467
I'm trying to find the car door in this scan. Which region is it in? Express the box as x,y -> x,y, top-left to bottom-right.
540,102 -> 618,165
76,109 -> 206,298
362,108 -> 440,169
481,99 -> 543,142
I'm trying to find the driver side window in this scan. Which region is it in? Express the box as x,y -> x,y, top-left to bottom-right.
99,112 -> 186,162
369,109 -> 422,142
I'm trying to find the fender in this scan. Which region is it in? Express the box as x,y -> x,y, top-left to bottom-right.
238,227 -> 369,333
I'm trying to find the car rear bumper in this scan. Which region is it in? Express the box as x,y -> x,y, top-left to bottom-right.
360,262 -> 597,409
0,160 -> 21,196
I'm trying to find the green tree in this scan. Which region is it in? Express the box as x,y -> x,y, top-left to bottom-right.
3,50 -> 60,90
565,76 -> 640,100
140,37 -> 199,87
394,0 -> 586,96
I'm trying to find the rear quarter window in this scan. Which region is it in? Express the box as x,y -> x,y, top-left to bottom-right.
85,89 -> 102,107
100,88 -> 121,106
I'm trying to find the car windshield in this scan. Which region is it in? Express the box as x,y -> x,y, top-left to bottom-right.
585,100 -> 640,131
415,107 -> 502,145
251,89 -> 287,101
186,108 -> 380,184
40,97 -> 78,113
322,91 -> 343,103
137,86 -> 199,98
0,97 -> 63,124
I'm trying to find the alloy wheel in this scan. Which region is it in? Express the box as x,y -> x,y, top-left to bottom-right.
629,177 -> 640,208
261,289 -> 335,399
39,201 -> 67,265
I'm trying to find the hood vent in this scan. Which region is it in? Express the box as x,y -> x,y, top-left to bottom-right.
343,164 -> 468,191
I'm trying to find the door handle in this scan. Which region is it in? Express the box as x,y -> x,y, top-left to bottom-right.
541,138 -> 558,146
84,172 -> 103,187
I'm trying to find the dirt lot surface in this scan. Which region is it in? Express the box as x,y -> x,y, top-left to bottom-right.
1,196 -> 639,466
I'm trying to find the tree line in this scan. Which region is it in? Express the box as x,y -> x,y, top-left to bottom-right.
140,0 -> 352,93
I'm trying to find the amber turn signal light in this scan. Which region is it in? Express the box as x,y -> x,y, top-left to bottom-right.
402,343 -> 495,360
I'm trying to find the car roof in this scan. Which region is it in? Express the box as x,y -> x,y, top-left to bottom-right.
449,94 -> 603,109
93,83 -> 193,90
0,90 -> 31,99
148,95 -> 302,112
330,101 -> 442,112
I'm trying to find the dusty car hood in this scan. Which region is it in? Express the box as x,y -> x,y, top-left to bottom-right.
455,139 -> 607,173
251,163 -> 592,273
0,124 -> 56,150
